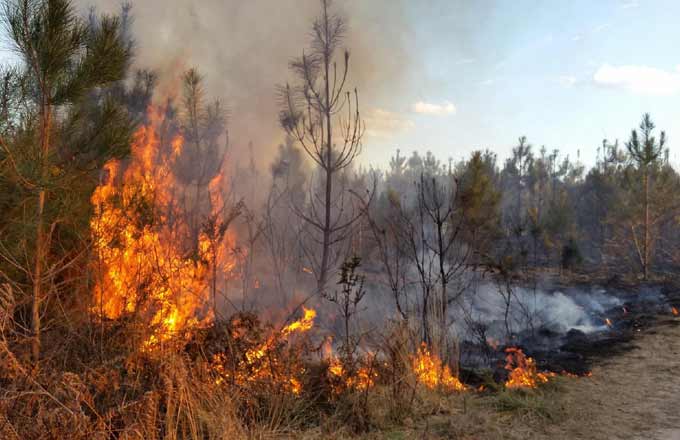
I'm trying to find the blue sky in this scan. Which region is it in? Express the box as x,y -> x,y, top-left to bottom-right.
2,0 -> 680,170
359,0 -> 680,168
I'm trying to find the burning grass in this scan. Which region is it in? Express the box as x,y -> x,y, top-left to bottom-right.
504,348 -> 556,390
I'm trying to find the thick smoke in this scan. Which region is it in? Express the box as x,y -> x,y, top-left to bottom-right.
76,0 -> 414,169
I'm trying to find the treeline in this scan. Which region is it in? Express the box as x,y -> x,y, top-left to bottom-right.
350,116 -> 680,282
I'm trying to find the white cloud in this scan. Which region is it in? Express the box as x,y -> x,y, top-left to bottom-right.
571,34 -> 583,42
621,0 -> 639,9
363,108 -> 414,139
558,76 -> 577,87
413,101 -> 457,116
593,64 -> 680,96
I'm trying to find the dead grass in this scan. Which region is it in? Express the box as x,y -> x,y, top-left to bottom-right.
3,307 -> 680,439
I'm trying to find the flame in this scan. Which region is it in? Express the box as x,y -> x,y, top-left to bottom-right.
504,348 -> 555,389
605,318 -> 613,327
281,307 -> 316,336
411,343 -> 466,392
211,307 -> 317,394
672,307 -> 679,317
90,106 -> 234,348
302,267 -> 313,274
326,354 -> 378,392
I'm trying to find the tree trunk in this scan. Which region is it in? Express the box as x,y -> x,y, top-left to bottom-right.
643,166 -> 650,280
318,1 -> 333,294
33,101 -> 51,364
32,190 -> 45,364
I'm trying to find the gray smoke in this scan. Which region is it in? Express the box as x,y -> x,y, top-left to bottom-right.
76,0 -> 414,168
452,284 -> 625,343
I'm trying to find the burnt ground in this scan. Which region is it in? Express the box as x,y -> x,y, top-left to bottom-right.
358,316 -> 680,440
305,313 -> 680,440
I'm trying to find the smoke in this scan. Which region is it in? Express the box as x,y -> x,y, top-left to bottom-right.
76,0 -> 414,169
453,284 -> 625,342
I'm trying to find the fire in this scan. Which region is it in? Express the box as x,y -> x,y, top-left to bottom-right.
212,307 -> 317,394
605,318 -> 613,327
504,347 -> 555,389
411,343 -> 466,392
672,307 -> 679,317
281,307 -> 316,336
90,106 -> 234,348
326,353 -> 378,392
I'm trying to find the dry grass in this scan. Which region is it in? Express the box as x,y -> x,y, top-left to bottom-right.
3,303 -> 680,439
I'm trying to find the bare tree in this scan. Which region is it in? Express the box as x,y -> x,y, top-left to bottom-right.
279,0 -> 364,293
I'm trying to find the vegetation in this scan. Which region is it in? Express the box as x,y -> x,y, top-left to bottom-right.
0,0 -> 678,438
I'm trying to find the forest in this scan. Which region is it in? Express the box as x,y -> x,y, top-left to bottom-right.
1,0 -> 680,439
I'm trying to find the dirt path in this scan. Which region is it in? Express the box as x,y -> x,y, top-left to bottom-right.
541,317 -> 680,440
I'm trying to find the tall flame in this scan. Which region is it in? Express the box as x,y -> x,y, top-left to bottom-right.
90,106 -> 234,348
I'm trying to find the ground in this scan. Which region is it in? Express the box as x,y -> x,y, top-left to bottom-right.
542,317 -> 680,440
302,316 -> 680,440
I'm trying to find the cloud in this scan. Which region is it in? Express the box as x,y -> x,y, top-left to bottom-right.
363,108 -> 414,139
593,64 -> 680,96
571,34 -> 583,42
621,0 -> 639,9
413,101 -> 457,115
558,76 -> 577,87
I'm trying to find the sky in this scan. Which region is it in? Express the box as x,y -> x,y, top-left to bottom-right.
2,0 -> 680,169
359,0 -> 680,168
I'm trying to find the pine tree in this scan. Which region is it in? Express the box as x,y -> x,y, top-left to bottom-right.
1,0 -> 133,363
625,113 -> 665,280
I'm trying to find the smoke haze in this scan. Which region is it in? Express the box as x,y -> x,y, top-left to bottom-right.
77,0 -> 416,168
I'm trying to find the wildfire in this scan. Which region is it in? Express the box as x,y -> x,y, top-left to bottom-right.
90,106 -> 234,348
411,343 -> 466,392
504,347 -> 555,389
604,318 -> 613,327
212,307 -> 317,394
326,356 -> 378,392
672,307 -> 679,317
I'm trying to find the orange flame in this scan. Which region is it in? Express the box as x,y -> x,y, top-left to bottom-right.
504,347 -> 555,389
411,343 -> 466,392
672,307 -> 679,317
212,307 -> 317,394
605,318 -> 613,327
90,106 -> 234,348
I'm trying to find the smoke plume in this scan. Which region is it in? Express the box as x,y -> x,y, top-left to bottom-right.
77,0 -> 414,168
